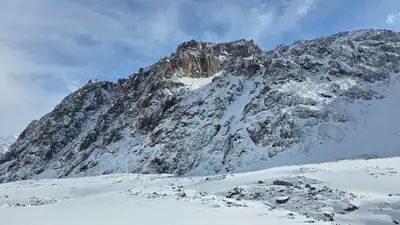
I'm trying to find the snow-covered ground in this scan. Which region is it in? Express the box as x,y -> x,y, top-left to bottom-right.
1,157 -> 399,225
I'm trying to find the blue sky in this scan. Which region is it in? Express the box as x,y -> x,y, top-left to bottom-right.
0,0 -> 400,136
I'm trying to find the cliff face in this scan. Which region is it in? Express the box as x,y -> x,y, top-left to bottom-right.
1,29 -> 400,183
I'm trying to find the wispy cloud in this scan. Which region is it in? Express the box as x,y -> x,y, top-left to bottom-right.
176,0 -> 318,42
0,0 -> 398,136
387,13 -> 400,25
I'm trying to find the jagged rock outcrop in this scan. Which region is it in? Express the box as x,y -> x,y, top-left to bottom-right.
1,29 -> 400,183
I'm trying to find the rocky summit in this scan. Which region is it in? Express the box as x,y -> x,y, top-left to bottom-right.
1,29 -> 400,183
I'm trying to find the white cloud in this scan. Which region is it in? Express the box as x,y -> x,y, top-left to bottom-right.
386,13 -> 400,25
296,0 -> 317,16
0,0 -> 187,136
0,0 -> 318,136
188,0 -> 318,42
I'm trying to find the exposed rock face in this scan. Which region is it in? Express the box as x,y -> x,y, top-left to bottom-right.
1,29 -> 400,183
170,39 -> 262,78
170,51 -> 218,77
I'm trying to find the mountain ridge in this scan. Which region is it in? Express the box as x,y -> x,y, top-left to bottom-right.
1,29 -> 400,183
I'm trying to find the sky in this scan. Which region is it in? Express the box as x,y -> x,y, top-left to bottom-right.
0,0 -> 399,136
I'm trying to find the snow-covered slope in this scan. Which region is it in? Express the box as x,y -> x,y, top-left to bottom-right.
0,135 -> 16,154
1,29 -> 400,183
1,157 -> 399,225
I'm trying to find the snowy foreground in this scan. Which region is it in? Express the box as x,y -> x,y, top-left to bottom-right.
1,157 -> 400,225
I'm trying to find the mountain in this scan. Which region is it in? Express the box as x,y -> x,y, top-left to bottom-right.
1,29 -> 400,183
0,135 -> 17,154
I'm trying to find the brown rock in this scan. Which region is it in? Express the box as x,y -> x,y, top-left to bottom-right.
171,52 -> 218,78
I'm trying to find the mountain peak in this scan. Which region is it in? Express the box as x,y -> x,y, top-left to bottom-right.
175,39 -> 259,54
175,39 -> 214,54
157,39 -> 263,79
